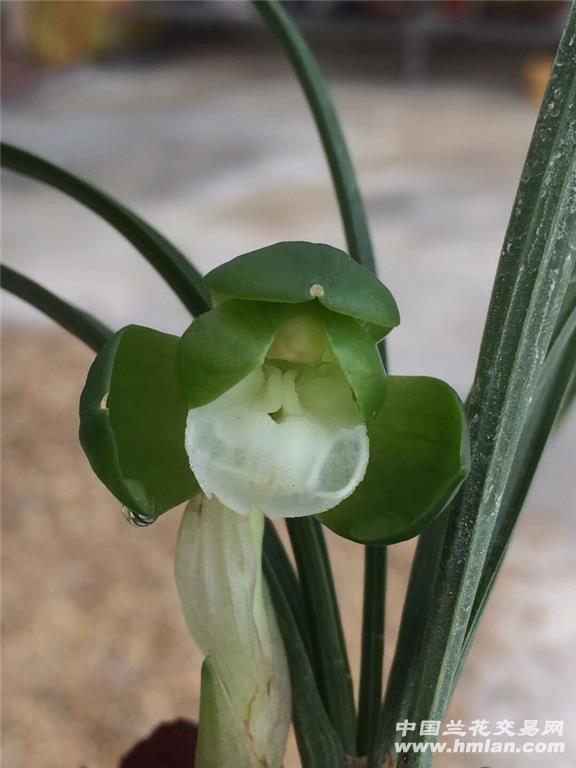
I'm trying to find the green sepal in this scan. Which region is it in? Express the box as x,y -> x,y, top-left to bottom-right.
205,241 -> 400,340
318,376 -> 470,544
79,325 -> 198,520
178,300 -> 289,408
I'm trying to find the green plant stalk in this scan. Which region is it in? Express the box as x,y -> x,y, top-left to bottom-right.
1,264 -> 112,352
1,142 -> 211,316
287,517 -> 357,756
255,3 -> 387,750
377,10 -> 576,766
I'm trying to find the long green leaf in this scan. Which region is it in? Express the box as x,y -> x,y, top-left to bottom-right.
286,517 -> 356,756
554,263 -> 576,420
371,516 -> 447,767
1,264 -> 112,351
462,303 -> 576,665
384,10 -> 576,766
252,0 -> 376,273
263,520 -> 315,658
356,545 -> 386,757
552,262 -> 576,344
558,364 -> 576,419
263,543 -> 346,768
1,142 -> 211,316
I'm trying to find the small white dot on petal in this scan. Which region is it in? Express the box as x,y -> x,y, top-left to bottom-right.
309,283 -> 325,299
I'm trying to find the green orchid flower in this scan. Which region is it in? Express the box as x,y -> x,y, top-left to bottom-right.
80,241 -> 469,544
76,241 -> 469,768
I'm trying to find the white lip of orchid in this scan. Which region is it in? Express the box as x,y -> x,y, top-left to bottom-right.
185,355 -> 369,519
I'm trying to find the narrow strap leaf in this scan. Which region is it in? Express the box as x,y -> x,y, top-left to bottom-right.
558,362 -> 576,420
263,543 -> 347,768
252,0 -> 376,273
462,304 -> 576,666
1,264 -> 112,351
369,514 -> 449,767
1,142 -> 211,316
551,259 -> 576,360
357,545 -> 386,757
263,520 -> 315,658
286,517 -> 357,756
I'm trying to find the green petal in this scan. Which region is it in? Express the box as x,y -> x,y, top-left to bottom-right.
319,306 -> 386,421
179,298 -> 386,423
79,325 -> 198,520
318,376 -> 470,544
178,300 -> 289,408
205,241 -> 400,340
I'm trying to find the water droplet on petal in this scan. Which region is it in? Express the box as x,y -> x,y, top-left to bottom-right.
122,506 -> 155,528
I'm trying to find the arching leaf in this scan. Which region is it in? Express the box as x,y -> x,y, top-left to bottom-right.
1,142 -> 211,316
1,263 -> 111,352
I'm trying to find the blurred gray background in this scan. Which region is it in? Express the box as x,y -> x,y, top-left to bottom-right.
2,2 -> 575,767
